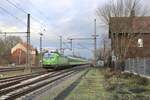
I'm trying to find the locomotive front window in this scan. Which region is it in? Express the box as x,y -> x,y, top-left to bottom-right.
44,53 -> 53,59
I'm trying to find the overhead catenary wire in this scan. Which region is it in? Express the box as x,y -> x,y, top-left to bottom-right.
77,43 -> 93,52
0,6 -> 26,26
26,0 -> 61,37
3,0 -> 88,52
5,0 -> 61,38
27,0 -> 50,21
6,0 -> 27,14
5,0 -> 47,29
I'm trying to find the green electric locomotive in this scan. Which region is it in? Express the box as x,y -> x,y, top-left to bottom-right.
42,51 -> 88,69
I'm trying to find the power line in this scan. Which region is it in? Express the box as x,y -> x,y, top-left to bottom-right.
63,42 -> 69,48
26,0 -> 61,37
28,0 -> 50,21
4,0 -> 66,46
22,0 -> 62,37
6,0 -> 27,14
68,37 -> 93,40
0,6 -> 26,26
5,0 -> 47,29
5,0 -> 61,38
77,43 -> 93,52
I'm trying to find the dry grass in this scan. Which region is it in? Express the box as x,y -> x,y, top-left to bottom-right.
102,68 -> 150,100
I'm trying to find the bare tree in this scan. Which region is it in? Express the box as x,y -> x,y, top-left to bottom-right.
97,0 -> 149,70
97,0 -> 149,24
0,36 -> 22,65
5,36 -> 22,50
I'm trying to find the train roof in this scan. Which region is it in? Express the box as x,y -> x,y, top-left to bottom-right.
67,56 -> 87,61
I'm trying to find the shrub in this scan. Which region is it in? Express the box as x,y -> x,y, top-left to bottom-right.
103,68 -> 121,80
120,73 -> 134,79
104,81 -> 117,91
135,77 -> 149,86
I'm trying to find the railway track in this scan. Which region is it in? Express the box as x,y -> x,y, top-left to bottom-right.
0,67 -> 24,72
0,68 -> 52,82
0,67 -> 44,72
0,65 -> 88,100
0,70 -> 50,89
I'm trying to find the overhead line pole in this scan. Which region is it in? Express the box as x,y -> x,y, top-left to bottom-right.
68,37 -> 94,56
67,37 -> 93,48
40,33 -> 43,67
60,36 -> 63,54
27,14 -> 31,72
68,23 -> 99,66
92,19 -> 98,66
68,39 -> 73,51
67,37 -> 99,49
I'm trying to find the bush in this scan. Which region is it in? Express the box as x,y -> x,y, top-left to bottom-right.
103,68 -> 121,80
104,80 -> 117,91
111,94 -> 150,100
120,73 -> 134,79
0,57 -> 9,66
135,77 -> 149,86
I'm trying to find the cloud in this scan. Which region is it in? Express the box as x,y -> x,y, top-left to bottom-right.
0,0 -> 109,58
29,0 -> 73,14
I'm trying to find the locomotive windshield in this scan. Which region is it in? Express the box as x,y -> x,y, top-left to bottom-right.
43,52 -> 54,59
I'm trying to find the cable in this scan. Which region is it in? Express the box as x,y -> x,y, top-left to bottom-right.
26,0 -> 61,37
0,6 -> 26,26
77,43 -> 93,52
28,0 -> 50,21
6,0 -> 27,14
26,0 -> 65,38
63,42 -> 70,49
5,0 -> 61,38
5,0 -> 47,29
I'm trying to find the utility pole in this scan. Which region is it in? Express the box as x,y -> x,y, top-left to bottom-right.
68,38 -> 73,51
40,33 -> 43,67
68,37 -> 94,56
92,19 -> 98,66
68,38 -> 93,50
60,36 -> 63,54
4,32 -> 6,41
103,39 -> 106,60
26,14 -> 31,72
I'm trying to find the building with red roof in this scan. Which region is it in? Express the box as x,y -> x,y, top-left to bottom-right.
11,42 -> 36,65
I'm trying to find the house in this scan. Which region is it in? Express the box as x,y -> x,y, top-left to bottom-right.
11,42 -> 36,65
109,16 -> 150,58
109,14 -> 150,75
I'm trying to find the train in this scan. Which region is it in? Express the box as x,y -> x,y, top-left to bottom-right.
42,51 -> 89,69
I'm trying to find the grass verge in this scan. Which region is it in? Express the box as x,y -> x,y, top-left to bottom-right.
65,68 -> 111,100
65,68 -> 150,100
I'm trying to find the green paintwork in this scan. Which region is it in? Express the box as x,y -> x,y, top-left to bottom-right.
42,52 -> 88,68
43,52 -> 69,68
43,53 -> 59,65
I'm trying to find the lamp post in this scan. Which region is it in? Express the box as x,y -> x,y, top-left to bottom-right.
40,33 -> 43,67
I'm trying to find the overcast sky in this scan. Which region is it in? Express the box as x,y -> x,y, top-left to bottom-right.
0,0 -> 149,58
